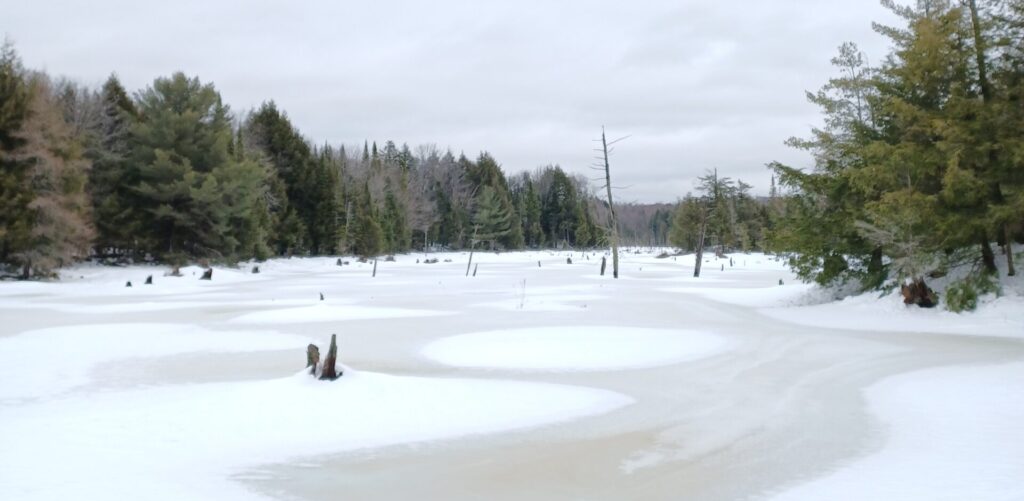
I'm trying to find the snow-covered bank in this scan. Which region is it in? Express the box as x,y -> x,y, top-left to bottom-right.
760,291 -> 1024,338
769,362 -> 1024,501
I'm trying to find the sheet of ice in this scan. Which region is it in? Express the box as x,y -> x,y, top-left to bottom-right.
0,323 -> 306,401
768,362 -> 1024,501
0,370 -> 632,500
760,292 -> 1024,338
422,326 -> 728,371
229,302 -> 450,324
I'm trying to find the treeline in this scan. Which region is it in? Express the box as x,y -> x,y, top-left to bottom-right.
768,0 -> 1023,306
0,43 -> 604,277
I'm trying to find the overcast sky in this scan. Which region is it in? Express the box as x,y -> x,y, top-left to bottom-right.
4,0 -> 901,202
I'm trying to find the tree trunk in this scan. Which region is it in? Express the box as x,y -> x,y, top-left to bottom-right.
372,259 -> 377,277
319,334 -> 341,380
694,211 -> 708,278
601,128 -> 620,279
981,235 -> 997,275
1004,226 -> 1016,276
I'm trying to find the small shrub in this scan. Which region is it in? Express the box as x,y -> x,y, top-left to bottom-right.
944,274 -> 999,313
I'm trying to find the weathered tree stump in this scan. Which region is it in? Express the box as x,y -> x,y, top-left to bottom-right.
200,268 -> 213,280
320,334 -> 341,380
566,257 -> 572,264
251,265 -> 260,274
600,256 -> 607,276
336,258 -> 343,266
320,292 -> 324,301
901,278 -> 937,308
537,260 -> 541,268
306,344 -> 320,375
144,275 -> 153,285
126,281 -> 132,287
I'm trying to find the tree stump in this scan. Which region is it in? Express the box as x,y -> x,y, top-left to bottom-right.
306,344 -> 320,375
336,258 -> 343,266
566,257 -> 572,264
251,265 -> 260,274
320,334 -> 341,380
320,292 -> 324,301
126,281 -> 132,287
169,266 -> 182,277
200,268 -> 213,280
600,256 -> 607,276
144,275 -> 153,285
901,278 -> 937,308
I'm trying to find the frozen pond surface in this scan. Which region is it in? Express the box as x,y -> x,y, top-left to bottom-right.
0,250 -> 1021,500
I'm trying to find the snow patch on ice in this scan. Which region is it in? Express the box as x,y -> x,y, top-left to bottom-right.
768,362 -> 1024,501
0,323 -> 305,401
0,369 -> 632,500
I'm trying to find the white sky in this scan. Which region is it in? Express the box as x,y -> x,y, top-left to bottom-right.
3,0 -> 901,202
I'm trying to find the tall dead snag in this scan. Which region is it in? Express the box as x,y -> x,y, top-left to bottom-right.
320,334 -> 341,380
306,344 -> 320,375
593,127 -> 627,279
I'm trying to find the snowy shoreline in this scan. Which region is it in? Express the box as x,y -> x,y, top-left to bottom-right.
1,250 -> 1021,500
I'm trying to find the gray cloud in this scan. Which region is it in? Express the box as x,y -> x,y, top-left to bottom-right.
3,0 -> 901,202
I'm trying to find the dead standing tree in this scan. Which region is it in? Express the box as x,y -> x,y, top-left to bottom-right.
592,127 -> 629,279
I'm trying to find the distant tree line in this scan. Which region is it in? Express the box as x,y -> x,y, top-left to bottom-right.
0,42 -> 606,277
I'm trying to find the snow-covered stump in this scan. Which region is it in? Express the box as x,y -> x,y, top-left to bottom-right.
901,278 -> 937,308
320,334 -> 341,381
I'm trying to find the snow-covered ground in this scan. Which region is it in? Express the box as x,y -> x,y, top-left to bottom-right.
0,249 -> 1021,500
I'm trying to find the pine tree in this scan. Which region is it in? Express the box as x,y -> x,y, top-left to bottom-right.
130,72 -> 267,263
88,74 -> 138,256
472,186 -> 513,250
